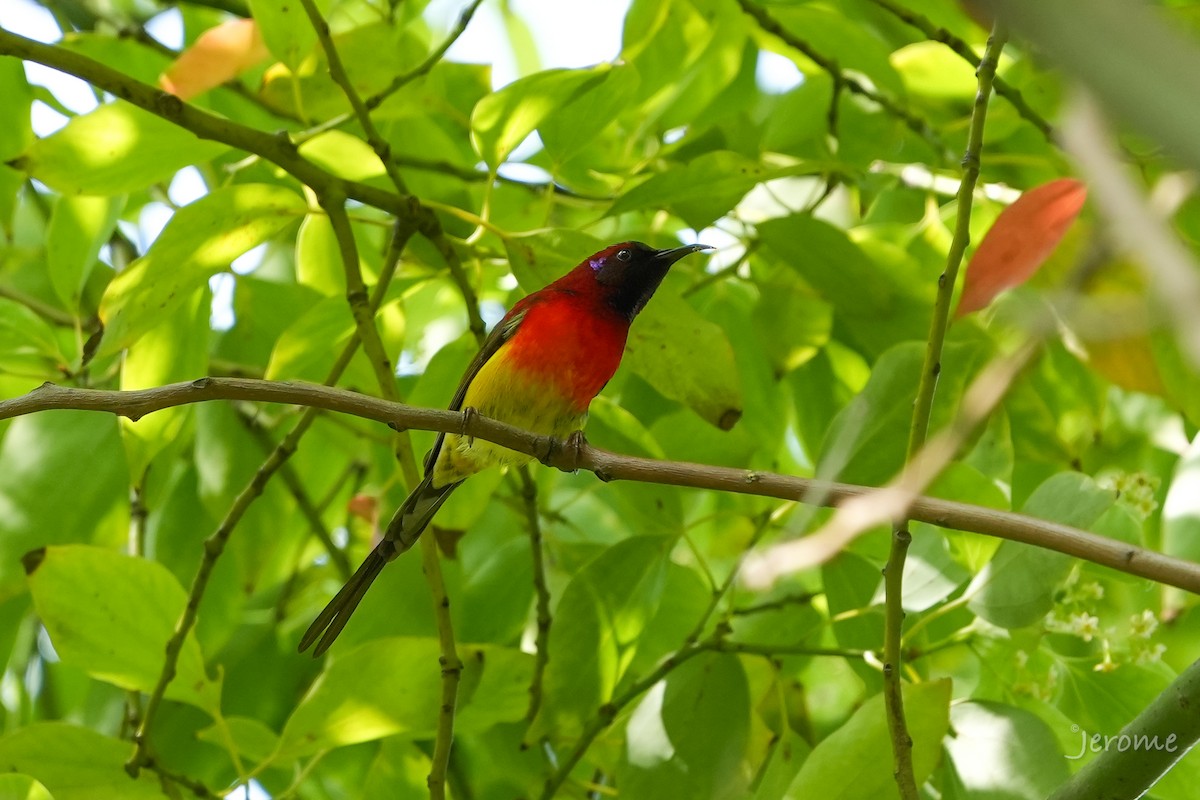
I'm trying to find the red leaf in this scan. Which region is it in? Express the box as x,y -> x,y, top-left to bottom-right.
955,178 -> 1088,318
160,18 -> 269,100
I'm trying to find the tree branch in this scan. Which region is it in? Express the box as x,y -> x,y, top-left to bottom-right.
318,194 -> 462,800
123,222 -> 414,775
883,24 -> 1006,798
0,27 -> 414,217
515,467 -> 553,728
737,0 -> 947,158
866,0 -> 1054,140
1048,656 -> 1200,800
538,632 -> 865,799
3,377 -> 1197,596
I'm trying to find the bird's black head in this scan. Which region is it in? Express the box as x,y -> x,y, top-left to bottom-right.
588,241 -> 713,320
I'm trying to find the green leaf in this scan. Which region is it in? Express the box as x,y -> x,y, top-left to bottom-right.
0,165 -> 22,236
1057,660 -> 1176,735
0,413 -> 126,594
752,729 -> 814,800
294,212 -> 347,296
99,184 -> 305,355
944,702 -> 1069,799
967,473 -> 1115,629
771,5 -> 904,97
196,716 -> 280,763
247,0 -> 327,70
275,639 -> 530,759
471,66 -> 611,167
0,723 -> 165,800
0,298 -> 67,378
762,73 -> 835,155
626,290 -> 743,430
758,216 -> 930,358
257,23 -> 426,120
0,775 -> 53,800
817,340 -> 984,485
618,652 -> 751,799
46,195 -> 123,311
609,151 -> 819,231
457,537 -> 533,645
296,130 -> 388,184
891,41 -> 981,100
785,679 -> 951,799
539,64 -> 640,165
533,536 -> 670,738
27,545 -> 222,715
1164,433 -> 1200,564
120,289 -> 209,476
504,228 -> 603,291
13,101 -> 228,195
0,56 -> 34,160
264,295 -> 355,380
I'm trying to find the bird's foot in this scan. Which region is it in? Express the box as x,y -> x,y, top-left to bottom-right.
564,430 -> 588,472
538,431 -> 588,471
460,406 -> 478,446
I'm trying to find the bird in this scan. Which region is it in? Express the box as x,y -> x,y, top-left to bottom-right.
299,240 -> 713,655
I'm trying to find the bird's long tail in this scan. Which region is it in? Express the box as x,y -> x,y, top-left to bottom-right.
299,473 -> 459,656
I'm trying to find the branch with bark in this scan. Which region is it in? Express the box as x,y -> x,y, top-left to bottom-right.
3,377 -> 1197,596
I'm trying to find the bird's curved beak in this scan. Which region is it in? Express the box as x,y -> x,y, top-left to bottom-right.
654,243 -> 715,265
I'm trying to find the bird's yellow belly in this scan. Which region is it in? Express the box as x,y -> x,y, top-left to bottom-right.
431,346 -> 587,487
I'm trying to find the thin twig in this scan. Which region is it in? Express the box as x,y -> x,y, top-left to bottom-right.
737,0 -> 947,158
866,0 -> 1054,140
0,284 -> 79,327
684,509 -> 777,644
235,405 -> 352,579
317,194 -> 462,799
124,222 -> 414,776
4,377 -> 1199,595
0,27 -> 412,216
882,23 -> 1007,799
296,0 -> 486,344
516,467 -> 552,726
364,0 -> 488,113
730,592 -> 821,617
539,633 -> 865,798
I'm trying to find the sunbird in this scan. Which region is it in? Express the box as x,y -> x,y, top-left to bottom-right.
300,240 -> 713,655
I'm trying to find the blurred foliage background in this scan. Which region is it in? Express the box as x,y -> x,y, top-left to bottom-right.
0,0 -> 1199,798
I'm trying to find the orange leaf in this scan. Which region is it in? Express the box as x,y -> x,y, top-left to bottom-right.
955,178 -> 1088,318
160,18 -> 269,100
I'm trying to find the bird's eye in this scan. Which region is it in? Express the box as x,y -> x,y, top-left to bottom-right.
616,248 -> 632,262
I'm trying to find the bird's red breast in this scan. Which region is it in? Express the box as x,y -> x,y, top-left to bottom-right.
502,285 -> 630,412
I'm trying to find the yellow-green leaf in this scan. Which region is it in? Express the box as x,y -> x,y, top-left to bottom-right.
626,290 -> 743,430
12,101 -> 228,195
98,184 -> 305,355
471,66 -> 611,167
26,545 -> 222,716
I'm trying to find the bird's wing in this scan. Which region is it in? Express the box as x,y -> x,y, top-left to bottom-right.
422,303 -> 531,475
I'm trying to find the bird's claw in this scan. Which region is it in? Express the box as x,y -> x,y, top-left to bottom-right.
565,430 -> 588,472
460,406 -> 478,446
539,431 -> 589,471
